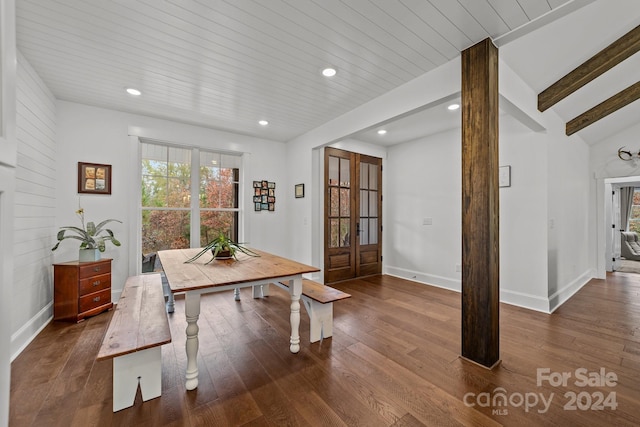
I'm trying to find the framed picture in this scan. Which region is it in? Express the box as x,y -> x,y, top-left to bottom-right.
295,183 -> 304,198
499,165 -> 511,188
254,179 -> 276,211
78,162 -> 112,194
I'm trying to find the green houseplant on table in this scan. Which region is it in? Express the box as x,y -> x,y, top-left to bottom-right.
185,233 -> 259,265
52,207 -> 122,262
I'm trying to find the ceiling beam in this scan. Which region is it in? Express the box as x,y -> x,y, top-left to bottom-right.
538,24 -> 640,112
566,81 -> 640,136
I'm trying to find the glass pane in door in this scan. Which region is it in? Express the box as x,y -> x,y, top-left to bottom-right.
340,218 -> 350,247
360,218 -> 369,245
330,219 -> 339,248
340,188 -> 350,216
369,164 -> 378,190
360,189 -> 368,217
369,218 -> 378,245
340,158 -> 350,186
360,163 -> 369,189
329,157 -> 339,185
330,187 -> 339,216
369,191 -> 378,217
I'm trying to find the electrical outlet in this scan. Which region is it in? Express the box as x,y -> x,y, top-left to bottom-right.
423,217 -> 432,225
455,264 -> 462,272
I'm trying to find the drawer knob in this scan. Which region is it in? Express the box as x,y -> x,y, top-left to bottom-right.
93,266 -> 102,272
93,296 -> 101,302
92,280 -> 101,286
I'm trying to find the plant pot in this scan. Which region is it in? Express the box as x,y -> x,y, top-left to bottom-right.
79,248 -> 101,262
212,249 -> 232,259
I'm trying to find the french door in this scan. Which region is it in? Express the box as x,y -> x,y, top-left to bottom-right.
324,147 -> 382,284
612,188 -> 621,271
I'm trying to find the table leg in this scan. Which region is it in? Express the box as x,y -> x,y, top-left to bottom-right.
184,292 -> 200,390
288,277 -> 302,353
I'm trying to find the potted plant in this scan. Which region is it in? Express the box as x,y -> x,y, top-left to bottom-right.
184,233 -> 259,264
52,207 -> 122,262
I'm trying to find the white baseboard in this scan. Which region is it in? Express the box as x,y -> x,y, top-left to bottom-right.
385,266 -> 461,292
384,265 -> 592,314
11,302 -> 53,362
548,269 -> 594,313
500,289 -> 550,313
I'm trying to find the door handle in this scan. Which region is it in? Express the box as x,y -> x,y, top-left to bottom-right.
356,222 -> 360,236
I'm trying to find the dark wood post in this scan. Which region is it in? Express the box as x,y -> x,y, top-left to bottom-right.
461,38 -> 500,368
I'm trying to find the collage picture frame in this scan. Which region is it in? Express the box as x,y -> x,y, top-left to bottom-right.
253,180 -> 275,211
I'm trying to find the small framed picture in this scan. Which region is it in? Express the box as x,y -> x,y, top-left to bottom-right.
295,183 -> 304,198
78,162 -> 111,194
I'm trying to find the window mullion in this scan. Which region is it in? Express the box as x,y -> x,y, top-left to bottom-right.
190,147 -> 200,248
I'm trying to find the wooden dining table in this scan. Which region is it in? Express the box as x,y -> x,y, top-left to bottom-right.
157,247 -> 320,390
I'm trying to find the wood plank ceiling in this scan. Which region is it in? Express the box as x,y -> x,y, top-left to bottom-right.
16,0 -> 581,142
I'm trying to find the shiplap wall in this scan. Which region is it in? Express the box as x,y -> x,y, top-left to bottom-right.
11,51 -> 56,359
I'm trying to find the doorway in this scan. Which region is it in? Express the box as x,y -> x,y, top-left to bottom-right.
602,177 -> 640,275
324,147 -> 382,284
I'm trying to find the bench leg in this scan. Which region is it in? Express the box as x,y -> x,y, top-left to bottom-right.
166,292 -> 175,313
252,283 -> 270,298
112,347 -> 162,412
161,274 -> 175,313
302,299 -> 334,343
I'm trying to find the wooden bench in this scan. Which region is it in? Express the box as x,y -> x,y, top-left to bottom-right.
272,279 -> 351,343
97,273 -> 171,412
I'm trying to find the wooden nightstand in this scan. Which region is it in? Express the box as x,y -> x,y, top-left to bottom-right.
53,258 -> 113,322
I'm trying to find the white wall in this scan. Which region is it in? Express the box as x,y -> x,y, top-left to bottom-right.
10,51 -> 58,359
56,101 -> 289,300
498,115 -> 549,311
547,119 -> 592,311
384,114 -> 551,311
385,128 -> 462,289
0,0 -> 17,424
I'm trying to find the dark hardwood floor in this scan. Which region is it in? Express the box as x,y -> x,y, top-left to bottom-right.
9,273 -> 640,426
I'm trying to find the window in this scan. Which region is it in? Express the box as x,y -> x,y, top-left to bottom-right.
628,188 -> 640,234
140,142 -> 241,271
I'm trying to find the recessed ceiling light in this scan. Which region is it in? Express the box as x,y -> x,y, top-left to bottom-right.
126,88 -> 141,96
258,120 -> 269,126
448,103 -> 460,110
377,129 -> 387,135
322,67 -> 337,77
